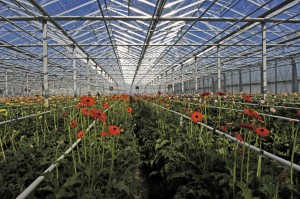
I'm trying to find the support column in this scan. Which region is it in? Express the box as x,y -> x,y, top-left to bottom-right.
249,68 -> 252,94
217,45 -> 221,92
202,77 -> 205,92
211,77 -> 215,92
274,60 -> 278,94
262,22 -> 267,99
26,73 -> 29,97
291,58 -> 299,93
42,20 -> 49,107
194,57 -> 198,93
87,58 -> 91,96
165,71 -> 167,93
181,64 -> 184,93
239,69 -> 243,92
172,69 -> 175,93
223,73 -> 226,93
73,47 -> 77,97
231,70 -> 234,94
5,68 -> 8,97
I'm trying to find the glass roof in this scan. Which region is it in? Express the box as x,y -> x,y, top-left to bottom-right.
0,0 -> 299,93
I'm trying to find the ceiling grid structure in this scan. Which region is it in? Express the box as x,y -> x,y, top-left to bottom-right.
0,0 -> 299,94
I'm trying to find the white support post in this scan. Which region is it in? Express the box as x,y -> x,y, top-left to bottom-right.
165,71 -> 167,93
291,58 -> 298,93
239,69 -> 243,92
5,68 -> 8,97
73,47 -> 77,97
262,22 -> 267,99
26,73 -> 29,97
274,61 -> 278,94
87,58 -> 91,96
249,68 -> 252,94
194,57 -> 198,93
172,69 -> 175,93
42,20 -> 49,107
217,45 -> 221,92
181,64 -> 184,93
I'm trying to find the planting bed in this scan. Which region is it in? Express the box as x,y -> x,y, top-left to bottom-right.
0,93 -> 299,199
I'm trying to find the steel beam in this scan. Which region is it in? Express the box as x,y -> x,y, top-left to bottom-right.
42,20 -> 49,107
2,44 -> 299,47
131,0 -> 167,87
27,0 -> 114,86
2,16 -> 300,23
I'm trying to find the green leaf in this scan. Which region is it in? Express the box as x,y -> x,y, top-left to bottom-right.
237,182 -> 252,198
112,181 -> 130,195
62,175 -> 82,188
56,190 -> 75,198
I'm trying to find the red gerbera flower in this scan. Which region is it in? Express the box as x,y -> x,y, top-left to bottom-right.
200,92 -> 210,97
240,123 -> 254,130
102,103 -> 110,109
100,132 -> 110,137
70,120 -> 77,127
215,92 -> 226,96
81,108 -> 89,116
220,125 -> 228,132
297,110 -> 300,117
244,109 -> 251,116
235,133 -> 243,142
191,111 -> 203,123
108,125 -> 121,135
90,108 -> 106,122
63,112 -> 68,117
243,95 -> 252,102
75,103 -> 83,109
255,127 -> 269,137
77,131 -> 84,139
126,107 -> 133,113
80,96 -> 95,106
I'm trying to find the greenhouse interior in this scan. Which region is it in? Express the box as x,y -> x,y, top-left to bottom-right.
0,0 -> 300,198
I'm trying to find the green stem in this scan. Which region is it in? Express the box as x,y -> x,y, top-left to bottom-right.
68,126 -> 77,174
233,144 -> 237,196
0,135 -> 6,162
55,145 -> 60,187
290,122 -> 298,199
107,136 -> 115,194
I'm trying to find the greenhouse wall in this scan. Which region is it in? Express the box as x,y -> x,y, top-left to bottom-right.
171,56 -> 300,95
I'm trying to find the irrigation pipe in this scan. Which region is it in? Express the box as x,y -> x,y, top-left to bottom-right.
16,101 -> 118,199
0,105 -> 73,125
151,102 -> 300,172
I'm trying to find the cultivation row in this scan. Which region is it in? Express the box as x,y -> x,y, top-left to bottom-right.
0,95 -> 144,198
0,93 -> 299,198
